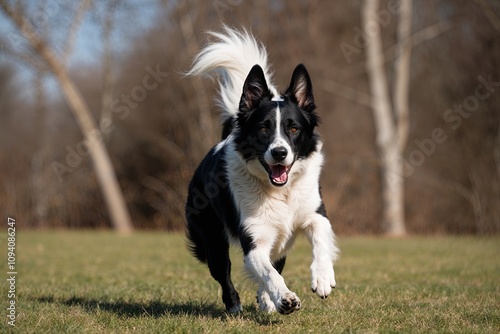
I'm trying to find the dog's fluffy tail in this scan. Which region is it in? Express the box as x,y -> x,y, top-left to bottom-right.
186,27 -> 279,123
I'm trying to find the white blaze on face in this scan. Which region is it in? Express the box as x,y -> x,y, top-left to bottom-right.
264,104 -> 294,185
271,96 -> 284,102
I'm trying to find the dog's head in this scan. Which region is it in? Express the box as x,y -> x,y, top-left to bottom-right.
234,64 -> 320,187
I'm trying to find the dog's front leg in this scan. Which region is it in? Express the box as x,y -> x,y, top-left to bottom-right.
304,214 -> 339,299
244,248 -> 301,315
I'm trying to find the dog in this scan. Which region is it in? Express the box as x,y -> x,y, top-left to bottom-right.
185,28 -> 339,315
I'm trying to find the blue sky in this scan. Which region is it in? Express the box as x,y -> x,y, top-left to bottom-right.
0,1 -> 161,101
68,2 -> 160,66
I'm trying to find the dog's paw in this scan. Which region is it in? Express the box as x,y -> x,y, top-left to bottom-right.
227,303 -> 243,314
276,292 -> 301,315
257,288 -> 276,313
310,262 -> 336,299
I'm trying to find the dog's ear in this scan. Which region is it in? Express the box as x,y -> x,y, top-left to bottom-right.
286,64 -> 315,112
239,65 -> 270,113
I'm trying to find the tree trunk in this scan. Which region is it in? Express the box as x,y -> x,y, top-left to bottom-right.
394,0 -> 413,153
46,46 -> 134,234
0,1 -> 134,233
363,0 -> 406,236
32,72 -> 48,227
176,0 -> 215,155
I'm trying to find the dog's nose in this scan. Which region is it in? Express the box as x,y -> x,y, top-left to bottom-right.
271,146 -> 288,161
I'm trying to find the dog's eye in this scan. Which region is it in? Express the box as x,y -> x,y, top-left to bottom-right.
290,127 -> 299,134
259,126 -> 268,133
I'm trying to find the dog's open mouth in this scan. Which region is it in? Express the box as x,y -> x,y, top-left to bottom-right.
266,164 -> 291,186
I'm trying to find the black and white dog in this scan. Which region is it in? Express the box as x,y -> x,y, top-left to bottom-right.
185,28 -> 338,315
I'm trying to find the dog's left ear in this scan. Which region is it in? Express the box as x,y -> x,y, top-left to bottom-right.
239,65 -> 270,113
286,64 -> 315,112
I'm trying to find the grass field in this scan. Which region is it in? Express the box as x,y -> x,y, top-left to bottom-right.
1,231 -> 499,333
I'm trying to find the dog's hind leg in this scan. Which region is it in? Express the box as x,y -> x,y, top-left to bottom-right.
206,234 -> 242,314
187,214 -> 241,313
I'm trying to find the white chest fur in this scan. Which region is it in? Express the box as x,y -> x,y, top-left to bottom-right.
225,140 -> 325,260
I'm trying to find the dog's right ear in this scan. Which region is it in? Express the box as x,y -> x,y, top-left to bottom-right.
286,64 -> 315,112
239,65 -> 270,113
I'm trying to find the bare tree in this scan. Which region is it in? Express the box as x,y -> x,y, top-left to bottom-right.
31,67 -> 48,227
97,0 -> 118,138
174,0 -> 216,155
61,0 -> 93,64
0,1 -> 133,233
362,0 -> 413,236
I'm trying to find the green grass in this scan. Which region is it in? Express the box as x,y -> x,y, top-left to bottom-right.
1,232 -> 499,333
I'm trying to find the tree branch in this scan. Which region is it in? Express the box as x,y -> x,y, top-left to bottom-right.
473,0 -> 500,32
343,20 -> 454,79
320,79 -> 371,108
175,0 -> 215,153
0,36 -> 46,71
62,0 -> 93,64
99,0 -> 118,133
411,20 -> 454,48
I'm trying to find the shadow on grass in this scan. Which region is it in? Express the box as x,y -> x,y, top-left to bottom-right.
35,296 -> 281,325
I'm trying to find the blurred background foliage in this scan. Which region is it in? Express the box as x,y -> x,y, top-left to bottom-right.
0,0 -> 499,234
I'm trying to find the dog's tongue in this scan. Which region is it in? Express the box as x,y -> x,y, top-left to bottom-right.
270,165 -> 288,184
